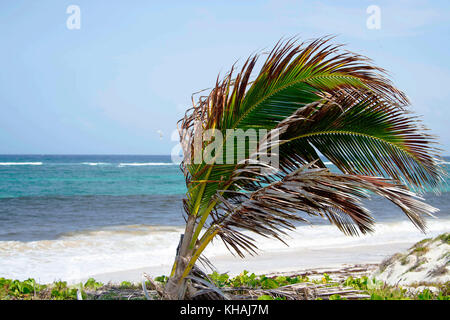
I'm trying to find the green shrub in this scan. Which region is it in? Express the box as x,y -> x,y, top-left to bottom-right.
84,278 -> 103,290
436,233 -> 450,245
119,281 -> 133,289
51,281 -> 80,300
154,275 -> 168,284
209,272 -> 229,288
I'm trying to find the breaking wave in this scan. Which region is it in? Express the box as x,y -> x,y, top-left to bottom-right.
0,162 -> 43,166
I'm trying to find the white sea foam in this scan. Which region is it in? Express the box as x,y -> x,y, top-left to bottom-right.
0,225 -> 184,284
118,162 -> 177,167
81,162 -> 110,166
0,162 -> 43,166
0,219 -> 448,284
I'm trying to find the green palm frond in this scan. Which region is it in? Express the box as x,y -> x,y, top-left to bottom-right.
275,95 -> 443,190
222,37 -> 407,131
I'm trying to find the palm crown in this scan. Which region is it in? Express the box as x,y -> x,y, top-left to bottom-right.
162,37 -> 444,299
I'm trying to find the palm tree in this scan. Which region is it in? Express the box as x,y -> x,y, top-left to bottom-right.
158,37 -> 444,299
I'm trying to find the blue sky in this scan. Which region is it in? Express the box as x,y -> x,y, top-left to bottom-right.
0,0 -> 449,155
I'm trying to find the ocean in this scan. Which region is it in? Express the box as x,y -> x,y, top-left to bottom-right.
0,155 -> 449,283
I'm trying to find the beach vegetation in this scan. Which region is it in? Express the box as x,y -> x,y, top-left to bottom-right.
50,281 -> 81,300
413,238 -> 432,247
436,233 -> 450,245
400,256 -> 411,265
119,281 -> 133,289
154,275 -> 169,284
208,270 -> 309,290
0,278 -> 82,300
412,246 -> 429,256
428,264 -> 448,277
378,253 -> 402,273
0,272 -> 448,300
84,278 -> 103,290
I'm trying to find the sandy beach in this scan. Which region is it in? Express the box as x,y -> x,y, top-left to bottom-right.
88,241 -> 415,285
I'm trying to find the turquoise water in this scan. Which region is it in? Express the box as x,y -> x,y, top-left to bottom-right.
0,155 -> 185,198
0,155 -> 448,241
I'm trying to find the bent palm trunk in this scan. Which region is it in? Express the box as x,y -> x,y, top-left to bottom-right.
164,217 -> 196,299
160,37 -> 444,299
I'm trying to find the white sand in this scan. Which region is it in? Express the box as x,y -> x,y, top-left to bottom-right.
86,241 -> 415,284
372,235 -> 449,285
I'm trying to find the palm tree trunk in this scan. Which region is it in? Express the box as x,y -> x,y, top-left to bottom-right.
163,214 -> 196,299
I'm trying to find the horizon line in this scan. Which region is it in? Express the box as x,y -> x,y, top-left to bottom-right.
0,153 -> 449,158
0,153 -> 173,156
